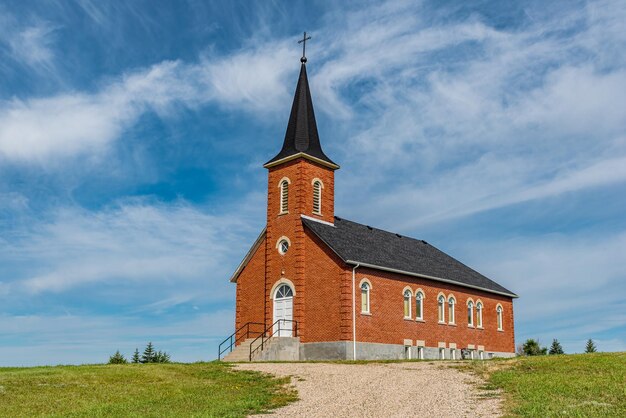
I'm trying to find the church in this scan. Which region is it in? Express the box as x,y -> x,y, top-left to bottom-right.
220,50 -> 517,362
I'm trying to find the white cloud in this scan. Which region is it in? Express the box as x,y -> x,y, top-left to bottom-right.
459,231 -> 626,352
1,198 -> 259,295
8,23 -> 57,69
0,42 -> 295,162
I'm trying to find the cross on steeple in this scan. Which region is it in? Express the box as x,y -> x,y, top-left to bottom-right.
298,32 -> 311,63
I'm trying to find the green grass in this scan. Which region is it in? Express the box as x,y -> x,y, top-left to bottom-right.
0,362 -> 297,417
462,352 -> 626,417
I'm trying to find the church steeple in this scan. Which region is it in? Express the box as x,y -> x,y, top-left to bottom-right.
264,62 -> 339,169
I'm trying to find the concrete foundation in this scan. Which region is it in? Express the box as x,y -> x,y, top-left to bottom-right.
247,338 -> 515,361
254,337 -> 300,361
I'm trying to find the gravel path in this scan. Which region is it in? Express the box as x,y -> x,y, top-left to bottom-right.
237,362 -> 501,417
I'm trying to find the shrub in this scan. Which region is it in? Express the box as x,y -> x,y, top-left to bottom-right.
548,339 -> 564,355
154,350 -> 171,363
522,339 -> 547,356
108,350 -> 128,364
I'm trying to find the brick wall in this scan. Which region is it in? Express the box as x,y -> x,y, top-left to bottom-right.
234,237 -> 266,343
350,266 -> 515,353
302,229 -> 345,342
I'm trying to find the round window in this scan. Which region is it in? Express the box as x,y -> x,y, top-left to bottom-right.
278,239 -> 289,255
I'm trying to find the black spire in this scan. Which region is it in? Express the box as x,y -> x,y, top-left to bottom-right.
264,63 -> 339,169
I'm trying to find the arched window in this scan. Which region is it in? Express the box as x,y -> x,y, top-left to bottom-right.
312,180 -> 322,214
496,304 -> 503,331
403,289 -> 412,318
476,302 -> 483,328
279,179 -> 289,213
415,291 -> 424,320
448,296 -> 456,324
467,300 -> 474,327
438,295 -> 445,323
361,282 -> 370,314
275,284 -> 293,299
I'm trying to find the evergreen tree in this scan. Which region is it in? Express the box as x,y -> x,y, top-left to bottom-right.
108,350 -> 127,364
132,348 -> 141,363
548,339 -> 564,355
154,350 -> 171,363
522,339 -> 548,356
142,342 -> 156,363
585,339 -> 597,353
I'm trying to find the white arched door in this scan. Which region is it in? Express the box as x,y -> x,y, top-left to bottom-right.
273,284 -> 293,337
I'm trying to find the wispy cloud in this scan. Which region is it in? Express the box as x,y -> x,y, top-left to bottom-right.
462,230 -> 626,352
1,197 -> 258,295
8,23 -> 58,70
0,44 -> 295,162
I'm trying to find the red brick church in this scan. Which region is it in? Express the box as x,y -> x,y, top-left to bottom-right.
220,54 -> 517,362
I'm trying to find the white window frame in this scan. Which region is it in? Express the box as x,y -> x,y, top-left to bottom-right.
476,301 -> 483,328
448,295 -> 456,325
415,290 -> 424,321
496,304 -> 504,331
404,345 -> 412,360
467,299 -> 474,327
438,294 -> 446,323
360,280 -> 371,314
403,288 -> 412,319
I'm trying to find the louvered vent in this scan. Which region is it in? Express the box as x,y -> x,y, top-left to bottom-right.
312,181 -> 321,214
280,181 -> 289,213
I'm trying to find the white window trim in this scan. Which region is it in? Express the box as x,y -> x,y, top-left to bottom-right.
275,236 -> 292,255
448,294 -> 456,325
403,287 -> 413,319
269,278 -> 296,299
437,293 -> 446,324
467,298 -> 474,328
415,289 -> 425,321
476,300 -> 484,329
359,278 -> 372,314
496,303 -> 504,331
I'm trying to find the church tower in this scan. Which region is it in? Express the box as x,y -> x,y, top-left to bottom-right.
262,58 -> 339,337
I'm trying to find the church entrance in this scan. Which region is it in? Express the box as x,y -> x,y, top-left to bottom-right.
273,284 -> 294,337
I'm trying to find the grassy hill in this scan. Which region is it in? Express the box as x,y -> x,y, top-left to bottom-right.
1,353 -> 624,417
464,352 -> 626,417
0,362 -> 296,417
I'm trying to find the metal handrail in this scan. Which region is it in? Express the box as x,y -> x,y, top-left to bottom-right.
218,322 -> 265,360
248,319 -> 298,361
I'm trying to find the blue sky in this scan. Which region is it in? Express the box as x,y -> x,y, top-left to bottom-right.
0,0 -> 625,366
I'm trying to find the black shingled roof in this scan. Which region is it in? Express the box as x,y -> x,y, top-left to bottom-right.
265,63 -> 338,168
302,216 -> 517,297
